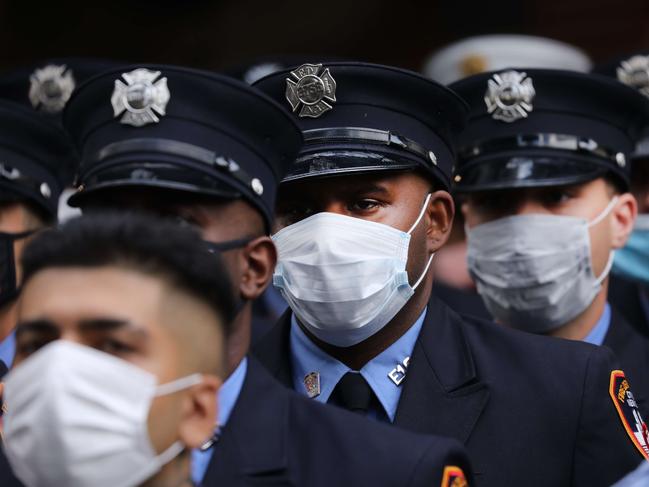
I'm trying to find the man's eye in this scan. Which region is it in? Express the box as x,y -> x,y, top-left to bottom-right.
97,338 -> 136,356
350,199 -> 380,211
543,190 -> 573,206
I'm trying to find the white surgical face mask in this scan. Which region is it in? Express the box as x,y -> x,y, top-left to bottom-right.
466,196 -> 618,333
3,340 -> 202,487
272,194 -> 434,347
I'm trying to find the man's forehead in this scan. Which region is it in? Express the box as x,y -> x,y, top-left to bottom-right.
19,266 -> 166,319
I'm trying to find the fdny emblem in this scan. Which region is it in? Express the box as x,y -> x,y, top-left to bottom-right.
285,63 -> 336,118
441,466 -> 468,487
617,55 -> 649,98
28,64 -> 75,113
111,68 -> 170,127
484,70 -> 535,123
303,371 -> 321,399
609,370 -> 649,460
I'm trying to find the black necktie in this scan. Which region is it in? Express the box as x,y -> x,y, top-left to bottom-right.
329,372 -> 378,415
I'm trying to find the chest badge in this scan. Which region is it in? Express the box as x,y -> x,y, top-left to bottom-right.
484,70 -> 535,123
285,63 -> 336,118
388,356 -> 410,386
111,68 -> 170,127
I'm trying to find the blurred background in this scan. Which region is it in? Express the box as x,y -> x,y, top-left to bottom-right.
1,0 -> 648,73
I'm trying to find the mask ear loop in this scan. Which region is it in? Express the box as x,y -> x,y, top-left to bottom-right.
406,193 -> 435,290
586,196 -> 619,286
407,193 -> 433,235
587,196 -> 619,228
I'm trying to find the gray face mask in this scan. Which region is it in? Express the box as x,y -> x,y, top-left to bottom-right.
466,197 -> 618,334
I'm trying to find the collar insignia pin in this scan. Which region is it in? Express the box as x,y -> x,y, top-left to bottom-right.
303,371 -> 321,399
388,356 -> 410,386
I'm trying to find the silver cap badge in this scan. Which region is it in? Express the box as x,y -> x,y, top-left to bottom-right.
28,64 -> 75,114
484,70 -> 535,123
617,55 -> 649,98
286,63 -> 336,118
111,68 -> 170,127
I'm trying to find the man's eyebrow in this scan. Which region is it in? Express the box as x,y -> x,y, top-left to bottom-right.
15,319 -> 58,335
78,318 -> 148,337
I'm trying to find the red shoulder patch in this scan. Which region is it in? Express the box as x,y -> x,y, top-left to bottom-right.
441,466 -> 468,487
609,370 -> 649,460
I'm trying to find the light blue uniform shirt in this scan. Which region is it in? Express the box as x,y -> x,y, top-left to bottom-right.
0,329 -> 16,368
583,303 -> 612,346
191,357 -> 247,485
611,461 -> 649,486
290,309 -> 427,422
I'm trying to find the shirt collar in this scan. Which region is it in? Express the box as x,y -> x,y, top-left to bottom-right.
290,309 -> 427,422
0,330 -> 16,369
583,302 -> 612,346
190,356 -> 248,485
218,357 -> 247,427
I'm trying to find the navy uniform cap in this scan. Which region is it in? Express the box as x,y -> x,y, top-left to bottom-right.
253,62 -> 468,190
593,52 -> 649,160
0,58 -> 120,121
0,100 -> 75,218
449,68 -> 649,192
63,65 -> 304,230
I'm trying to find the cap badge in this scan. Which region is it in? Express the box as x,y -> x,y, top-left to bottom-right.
111,68 -> 170,127
485,70 -> 535,123
303,372 -> 321,399
28,64 -> 75,114
286,63 -> 336,118
617,55 -> 649,97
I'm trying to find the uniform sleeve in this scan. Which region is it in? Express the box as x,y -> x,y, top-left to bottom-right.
407,436 -> 475,487
572,345 -> 647,486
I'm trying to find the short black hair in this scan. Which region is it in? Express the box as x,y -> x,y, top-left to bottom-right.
21,211 -> 236,331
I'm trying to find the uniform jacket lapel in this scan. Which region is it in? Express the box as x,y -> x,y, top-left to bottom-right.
254,310 -> 294,388
394,297 -> 490,444
202,357 -> 290,485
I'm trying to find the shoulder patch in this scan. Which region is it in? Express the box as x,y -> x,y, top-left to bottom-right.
441,466 -> 468,487
609,370 -> 649,460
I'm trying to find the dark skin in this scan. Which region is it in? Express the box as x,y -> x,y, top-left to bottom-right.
275,170 -> 454,370
80,188 -> 275,375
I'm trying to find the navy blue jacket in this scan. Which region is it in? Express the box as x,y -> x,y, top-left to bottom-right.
254,297 -> 647,487
609,274 -> 649,338
0,360 -> 23,487
201,357 -> 473,486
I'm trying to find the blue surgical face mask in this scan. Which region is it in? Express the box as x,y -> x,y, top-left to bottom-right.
612,214 -> 649,287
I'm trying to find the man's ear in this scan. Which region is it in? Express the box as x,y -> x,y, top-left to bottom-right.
177,375 -> 221,449
426,190 -> 455,254
610,192 -> 638,249
238,236 -> 277,300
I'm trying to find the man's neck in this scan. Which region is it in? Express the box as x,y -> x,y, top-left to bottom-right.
0,302 -> 17,342
141,453 -> 193,487
301,278 -> 432,370
549,280 -> 609,341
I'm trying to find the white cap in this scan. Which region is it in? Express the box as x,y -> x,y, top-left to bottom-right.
423,34 -> 593,84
